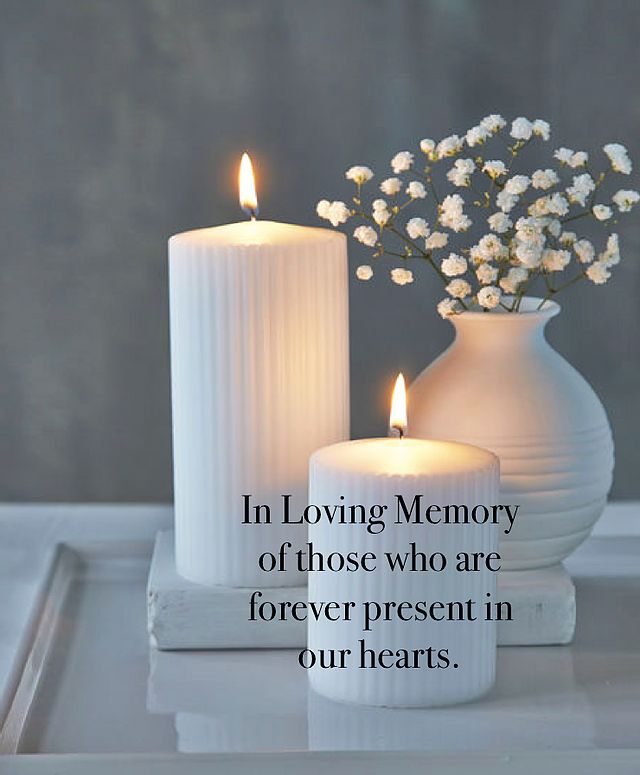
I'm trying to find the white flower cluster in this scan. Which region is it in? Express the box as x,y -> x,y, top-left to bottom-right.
447,158 -> 475,187
391,268 -> 414,286
567,173 -> 595,206
391,151 -> 414,173
354,225 -> 378,247
345,166 -> 374,185
554,148 -> 588,168
316,199 -> 350,227
604,144 -> 632,175
380,177 -> 402,195
439,194 -> 471,232
510,117 -> 550,141
406,217 -> 429,239
316,115 -> 638,313
483,160 -> 507,179
532,169 -> 559,190
612,189 -> 639,212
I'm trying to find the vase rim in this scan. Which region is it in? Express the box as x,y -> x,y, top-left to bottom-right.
454,296 -> 560,320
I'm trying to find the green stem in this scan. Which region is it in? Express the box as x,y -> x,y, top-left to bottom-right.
427,175 -> 441,205
553,271 -> 587,294
561,211 -> 591,225
382,250 -> 409,259
536,271 -> 586,309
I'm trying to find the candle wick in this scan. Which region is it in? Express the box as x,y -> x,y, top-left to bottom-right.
241,205 -> 259,221
391,425 -> 404,439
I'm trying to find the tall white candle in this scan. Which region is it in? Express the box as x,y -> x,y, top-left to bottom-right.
307,378 -> 499,707
169,157 -> 349,587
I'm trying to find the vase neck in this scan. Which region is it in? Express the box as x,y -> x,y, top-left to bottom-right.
449,298 -> 560,352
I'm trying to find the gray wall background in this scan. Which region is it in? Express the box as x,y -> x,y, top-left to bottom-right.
1,0 -> 639,501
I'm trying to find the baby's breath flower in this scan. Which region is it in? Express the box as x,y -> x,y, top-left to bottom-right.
480,114 -> 506,133
474,233 -> 505,262
532,169 -> 559,190
612,189 -> 640,212
567,173 -> 595,206
542,248 -> 571,272
446,278 -> 472,299
437,298 -> 461,318
325,201 -> 350,227
499,267 -> 529,293
586,262 -> 611,284
515,217 -> 545,245
476,263 -> 498,285
345,166 -> 374,184
487,212 -> 512,233
554,147 -> 572,164
599,234 -> 620,267
560,231 -> 577,245
380,177 -> 402,196
469,246 -> 483,265
441,253 -> 467,277
603,143 -> 632,175
326,118 -> 635,315
592,204 -> 613,221
406,181 -> 427,199
529,193 -> 569,217
439,194 -> 472,232
571,151 -> 588,167
425,231 -> 449,250
373,207 -> 391,226
548,193 -> 569,216
515,242 -> 543,268
510,117 -> 533,140
316,200 -> 331,219
391,151 -> 414,174
406,217 -> 429,240
527,198 -> 547,218
465,125 -> 489,147
505,175 -> 531,195
390,268 -> 414,286
447,158 -> 475,187
483,160 -> 507,179
554,147 -> 588,168
353,225 -> 377,246
573,239 -> 595,264
477,285 -> 502,309
420,138 -> 436,155
532,119 -> 551,140
497,190 -> 518,213
435,134 -> 464,159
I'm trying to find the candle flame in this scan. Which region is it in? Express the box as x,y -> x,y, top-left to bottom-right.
389,373 -> 407,438
239,152 -> 258,219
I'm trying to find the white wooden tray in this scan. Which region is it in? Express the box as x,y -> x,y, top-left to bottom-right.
0,503 -> 639,774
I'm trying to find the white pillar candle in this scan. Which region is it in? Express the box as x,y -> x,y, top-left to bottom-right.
307,379 -> 499,707
169,156 -> 349,587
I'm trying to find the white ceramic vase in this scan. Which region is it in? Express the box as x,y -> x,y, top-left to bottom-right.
409,297 -> 614,570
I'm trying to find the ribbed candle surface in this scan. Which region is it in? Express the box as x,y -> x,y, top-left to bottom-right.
308,438 -> 499,707
169,221 -> 349,587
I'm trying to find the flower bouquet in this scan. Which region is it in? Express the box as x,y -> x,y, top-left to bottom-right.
316,114 -> 637,317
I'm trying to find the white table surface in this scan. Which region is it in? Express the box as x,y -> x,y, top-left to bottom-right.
0,502 -> 638,773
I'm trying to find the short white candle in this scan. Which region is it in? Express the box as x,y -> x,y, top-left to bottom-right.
169,155 -> 349,587
308,376 -> 499,707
